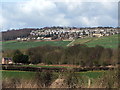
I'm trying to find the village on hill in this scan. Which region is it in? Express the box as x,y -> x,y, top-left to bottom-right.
16,27 -> 119,41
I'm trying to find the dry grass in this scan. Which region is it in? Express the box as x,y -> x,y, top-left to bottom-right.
2,78 -> 40,88
2,70 -> 119,88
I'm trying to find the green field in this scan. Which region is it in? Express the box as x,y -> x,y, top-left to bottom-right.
2,41 -> 71,50
2,70 -> 105,80
2,70 -> 35,80
76,71 -> 105,78
1,34 -> 119,50
69,34 -> 119,48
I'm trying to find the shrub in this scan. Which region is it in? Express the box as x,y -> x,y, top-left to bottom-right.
35,71 -> 53,88
64,70 -> 79,88
93,70 -> 119,88
13,50 -> 29,64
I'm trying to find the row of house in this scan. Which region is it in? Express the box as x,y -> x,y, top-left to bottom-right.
16,27 -> 119,41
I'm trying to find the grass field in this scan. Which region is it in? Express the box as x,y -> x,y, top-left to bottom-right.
69,34 -> 119,48
76,71 -> 105,79
2,70 -> 35,79
1,34 -> 119,50
2,70 -> 105,80
2,41 -> 71,50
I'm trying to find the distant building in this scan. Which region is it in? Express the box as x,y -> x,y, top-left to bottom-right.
93,33 -> 103,37
16,37 -> 21,41
37,37 -> 41,40
44,37 -> 52,40
2,57 -> 13,64
16,27 -> 119,41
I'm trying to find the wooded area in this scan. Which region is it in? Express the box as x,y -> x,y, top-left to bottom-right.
3,44 -> 119,66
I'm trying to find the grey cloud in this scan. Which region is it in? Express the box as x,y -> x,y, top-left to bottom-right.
1,0 -> 118,30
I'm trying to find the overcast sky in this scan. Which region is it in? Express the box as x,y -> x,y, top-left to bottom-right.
0,0 -> 119,31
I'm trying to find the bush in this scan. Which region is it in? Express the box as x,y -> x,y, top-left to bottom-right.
93,70 -> 119,88
13,50 -> 29,64
35,71 -> 54,88
64,70 -> 79,88
2,78 -> 21,88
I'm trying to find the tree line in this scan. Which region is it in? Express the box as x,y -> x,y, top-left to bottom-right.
3,44 -> 119,66
2,28 -> 37,41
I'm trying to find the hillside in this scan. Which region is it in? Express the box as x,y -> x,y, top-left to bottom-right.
68,34 -> 119,48
2,41 -> 71,50
2,28 -> 38,41
2,34 -> 119,50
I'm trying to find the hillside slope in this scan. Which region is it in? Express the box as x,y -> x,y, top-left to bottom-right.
2,41 -> 71,50
69,34 -> 119,48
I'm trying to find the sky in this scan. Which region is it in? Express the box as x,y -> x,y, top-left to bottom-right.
0,0 -> 119,31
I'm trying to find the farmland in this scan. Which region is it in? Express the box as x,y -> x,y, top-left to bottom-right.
2,70 -> 105,80
69,34 -> 119,48
2,64 -> 107,80
1,34 -> 119,87
1,64 -> 108,80
2,70 -> 35,80
1,34 -> 119,51
2,40 -> 71,50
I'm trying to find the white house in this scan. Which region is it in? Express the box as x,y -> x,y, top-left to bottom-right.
2,57 -> 13,64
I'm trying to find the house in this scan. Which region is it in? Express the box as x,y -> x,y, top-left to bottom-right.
93,33 -> 103,37
37,37 -> 41,40
16,37 -> 21,41
44,37 -> 52,40
2,57 -> 13,64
